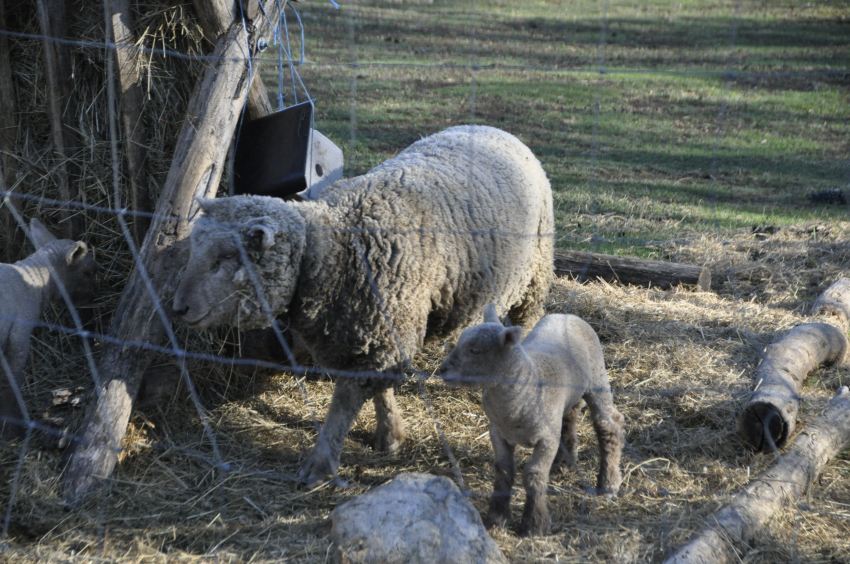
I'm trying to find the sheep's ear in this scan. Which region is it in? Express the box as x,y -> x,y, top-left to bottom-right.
246,224 -> 275,251
483,303 -> 501,325
499,326 -> 523,349
30,218 -> 57,249
66,241 -> 89,265
444,341 -> 456,354
195,197 -> 228,218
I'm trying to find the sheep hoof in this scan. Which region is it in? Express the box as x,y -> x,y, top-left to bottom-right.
297,452 -> 337,488
373,430 -> 404,454
484,510 -> 510,531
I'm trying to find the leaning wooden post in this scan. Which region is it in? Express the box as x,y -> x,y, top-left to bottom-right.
106,0 -> 153,245
62,22 -> 253,505
36,0 -> 84,239
738,279 -> 850,451
665,386 -> 850,564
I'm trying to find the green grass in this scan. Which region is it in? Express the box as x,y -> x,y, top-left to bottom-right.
260,0 -> 849,256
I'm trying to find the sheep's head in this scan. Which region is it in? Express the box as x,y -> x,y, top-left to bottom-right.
438,303 -> 523,389
30,218 -> 99,307
172,196 -> 306,331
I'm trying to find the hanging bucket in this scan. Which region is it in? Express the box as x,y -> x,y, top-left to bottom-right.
233,101 -> 343,201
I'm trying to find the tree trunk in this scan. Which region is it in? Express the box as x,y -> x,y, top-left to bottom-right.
194,0 -> 273,123
554,249 -> 711,291
107,0 -> 152,245
738,278 -> 850,451
665,386 -> 850,564
0,0 -> 22,262
62,23 -> 252,505
36,0 -> 83,239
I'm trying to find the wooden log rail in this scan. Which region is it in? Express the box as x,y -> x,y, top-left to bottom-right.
738,278 -> 850,451
554,249 -> 711,291
666,386 -> 850,564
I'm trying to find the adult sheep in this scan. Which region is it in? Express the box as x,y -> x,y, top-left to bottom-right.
172,125 -> 554,485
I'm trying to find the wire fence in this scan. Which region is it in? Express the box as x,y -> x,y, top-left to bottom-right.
0,0 -> 849,562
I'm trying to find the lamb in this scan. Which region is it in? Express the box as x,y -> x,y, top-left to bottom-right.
438,304 -> 624,537
171,125 -> 554,485
0,219 -> 98,439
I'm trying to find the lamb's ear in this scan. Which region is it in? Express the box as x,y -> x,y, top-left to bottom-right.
483,303 -> 501,325
66,241 -> 89,265
246,224 -> 275,251
444,341 -> 456,354
30,218 -> 57,249
499,326 -> 523,349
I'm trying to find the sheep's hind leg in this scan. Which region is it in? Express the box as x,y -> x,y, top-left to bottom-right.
297,378 -> 370,487
584,390 -> 625,498
373,385 -> 405,453
552,404 -> 579,472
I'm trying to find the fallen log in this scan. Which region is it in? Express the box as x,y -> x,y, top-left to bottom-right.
62,22 -> 253,505
665,386 -> 850,564
738,278 -> 850,451
554,249 -> 711,291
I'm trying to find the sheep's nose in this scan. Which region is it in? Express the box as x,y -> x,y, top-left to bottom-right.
439,362 -> 449,375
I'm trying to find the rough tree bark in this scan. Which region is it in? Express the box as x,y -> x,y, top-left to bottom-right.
665,386 -> 850,564
62,22 -> 253,504
36,0 -> 84,239
0,0 -> 22,262
194,0 -> 274,122
106,0 -> 153,245
554,249 -> 711,291
738,278 -> 850,451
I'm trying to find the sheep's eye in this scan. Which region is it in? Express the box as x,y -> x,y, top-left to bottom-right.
469,347 -> 482,355
222,253 -> 235,261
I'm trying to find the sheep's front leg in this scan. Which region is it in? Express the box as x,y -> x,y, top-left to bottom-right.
297,377 -> 370,487
0,335 -> 31,440
519,438 -> 557,537
372,385 -> 405,453
484,426 -> 515,530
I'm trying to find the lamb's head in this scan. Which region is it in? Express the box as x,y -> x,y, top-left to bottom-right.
30,218 -> 99,306
172,196 -> 307,331
438,303 -> 524,389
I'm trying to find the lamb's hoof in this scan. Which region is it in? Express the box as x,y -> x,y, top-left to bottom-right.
296,451 -> 338,489
597,486 -> 620,499
484,510 -> 510,531
373,429 -> 404,453
518,515 -> 551,538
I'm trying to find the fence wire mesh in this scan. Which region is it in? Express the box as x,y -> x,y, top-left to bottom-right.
0,0 -> 849,562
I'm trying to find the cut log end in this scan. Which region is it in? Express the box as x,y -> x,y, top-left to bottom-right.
738,402 -> 789,452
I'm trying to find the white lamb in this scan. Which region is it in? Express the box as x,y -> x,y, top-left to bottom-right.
439,304 -> 624,537
0,219 -> 98,439
172,125 -> 554,485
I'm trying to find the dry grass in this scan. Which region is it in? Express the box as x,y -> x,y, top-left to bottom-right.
3,225 -> 850,563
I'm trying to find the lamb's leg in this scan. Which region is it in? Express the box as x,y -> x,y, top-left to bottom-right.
584,390 -> 625,497
372,385 -> 405,453
484,427 -> 515,530
0,339 -> 29,440
519,438 -> 557,537
552,403 -> 579,472
297,377 -> 371,487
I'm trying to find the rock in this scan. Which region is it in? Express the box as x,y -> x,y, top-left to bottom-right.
331,473 -> 508,564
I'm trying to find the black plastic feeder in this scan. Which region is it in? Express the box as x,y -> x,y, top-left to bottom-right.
233,101 -> 315,200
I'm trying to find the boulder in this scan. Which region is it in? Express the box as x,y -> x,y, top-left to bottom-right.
331,473 -> 508,564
